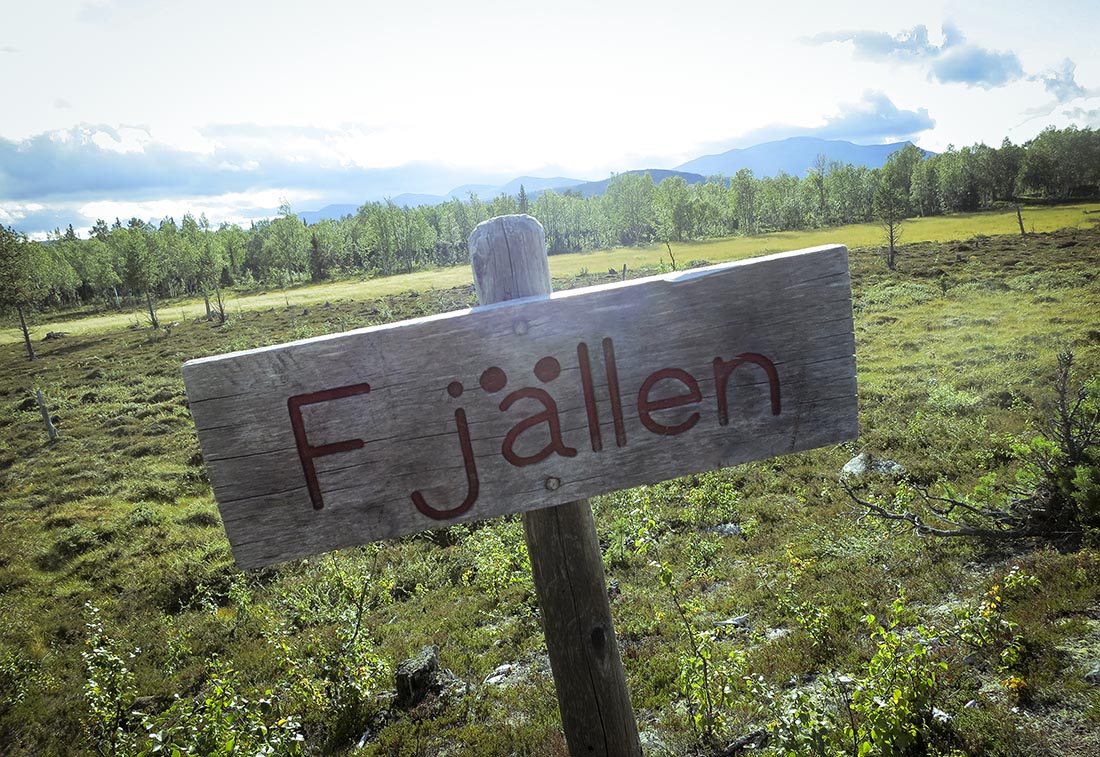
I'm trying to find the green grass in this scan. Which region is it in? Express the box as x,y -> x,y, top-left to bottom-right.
4,202 -> 1099,346
1,222 -> 1099,755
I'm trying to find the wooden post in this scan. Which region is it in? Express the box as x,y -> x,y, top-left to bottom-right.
17,305 -> 36,361
469,215 -> 641,756
36,389 -> 57,442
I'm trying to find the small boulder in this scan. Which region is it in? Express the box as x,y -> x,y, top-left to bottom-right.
709,522 -> 743,537
715,614 -> 751,630
840,452 -> 907,483
1085,665 -> 1100,685
484,663 -> 515,686
721,729 -> 769,754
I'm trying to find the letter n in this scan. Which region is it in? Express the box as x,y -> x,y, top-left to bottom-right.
713,353 -> 780,426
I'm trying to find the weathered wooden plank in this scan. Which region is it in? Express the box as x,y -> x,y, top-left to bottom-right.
182,241 -> 857,569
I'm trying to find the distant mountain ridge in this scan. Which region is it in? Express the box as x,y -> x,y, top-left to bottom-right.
675,136 -> 928,177
298,204 -> 360,224
562,169 -> 707,198
298,137 -> 926,222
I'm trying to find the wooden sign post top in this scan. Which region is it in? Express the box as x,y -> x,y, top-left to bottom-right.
183,237 -> 857,569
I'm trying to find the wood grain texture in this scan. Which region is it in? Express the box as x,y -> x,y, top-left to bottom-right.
471,215 -> 641,756
182,221 -> 857,569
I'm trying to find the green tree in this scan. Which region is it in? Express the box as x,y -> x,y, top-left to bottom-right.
806,154 -> 828,226
242,218 -> 271,282
729,169 -> 759,234
824,162 -> 875,225
909,158 -> 940,217
264,204 -> 309,285
194,215 -> 227,321
987,137 -> 1023,201
109,222 -> 162,328
354,201 -> 401,275
935,146 -> 982,212
0,226 -> 52,359
489,192 -> 519,218
653,175 -> 694,242
431,200 -> 469,265
692,179 -> 736,238
395,206 -> 437,273
90,218 -> 110,241
72,235 -> 121,306
215,222 -> 247,282
757,172 -> 806,231
532,190 -> 569,252
873,174 -> 907,270
43,227 -> 84,307
307,219 -> 350,281
605,172 -> 654,245
1018,125 -> 1100,199
883,143 -> 925,207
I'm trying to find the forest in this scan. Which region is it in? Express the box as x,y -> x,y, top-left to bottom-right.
3,125 -> 1100,337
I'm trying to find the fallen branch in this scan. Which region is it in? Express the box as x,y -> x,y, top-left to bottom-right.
842,482 -> 1042,539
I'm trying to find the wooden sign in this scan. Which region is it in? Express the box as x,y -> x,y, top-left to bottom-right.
182,245 -> 857,568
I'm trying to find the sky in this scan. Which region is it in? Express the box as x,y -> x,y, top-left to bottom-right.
2,0 -> 1099,238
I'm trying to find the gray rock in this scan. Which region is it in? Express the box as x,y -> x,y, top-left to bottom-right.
394,645 -> 439,707
1086,665 -> 1100,685
638,730 -> 668,753
722,729 -> 769,753
715,614 -> 750,629
484,663 -> 515,686
840,452 -> 907,482
765,627 -> 791,642
709,522 -> 743,537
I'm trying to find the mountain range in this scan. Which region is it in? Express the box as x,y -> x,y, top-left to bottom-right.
674,135 -> 924,177
298,137 -> 923,224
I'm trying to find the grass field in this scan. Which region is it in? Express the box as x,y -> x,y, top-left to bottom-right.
1,218 -> 1099,755
3,202 -> 1099,346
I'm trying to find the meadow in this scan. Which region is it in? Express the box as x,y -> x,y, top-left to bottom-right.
1,210 -> 1099,755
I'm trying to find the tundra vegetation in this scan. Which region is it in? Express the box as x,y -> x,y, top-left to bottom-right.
1,149 -> 1100,755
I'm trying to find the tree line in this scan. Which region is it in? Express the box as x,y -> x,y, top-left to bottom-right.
3,124 -> 1099,357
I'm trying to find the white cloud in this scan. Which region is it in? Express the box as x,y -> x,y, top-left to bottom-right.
77,188 -> 321,228
811,22 -> 1026,89
0,202 -> 45,224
